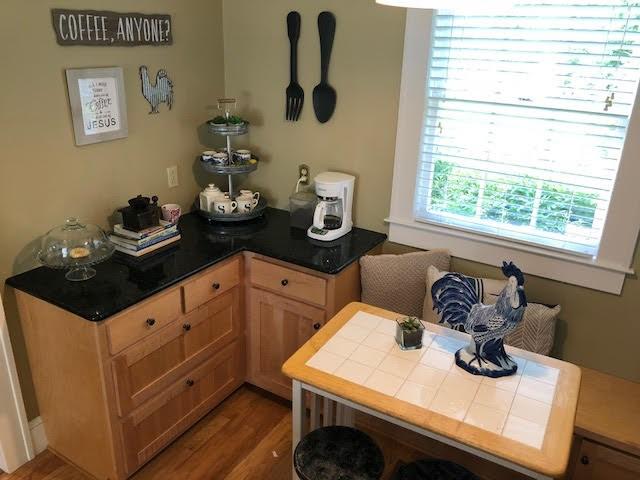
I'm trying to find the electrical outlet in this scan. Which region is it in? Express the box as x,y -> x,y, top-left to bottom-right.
298,164 -> 310,185
167,166 -> 179,188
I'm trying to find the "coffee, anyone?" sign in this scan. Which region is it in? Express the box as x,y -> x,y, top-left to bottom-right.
51,9 -> 172,46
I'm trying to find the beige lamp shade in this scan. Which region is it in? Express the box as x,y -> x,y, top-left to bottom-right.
375,0 -> 513,9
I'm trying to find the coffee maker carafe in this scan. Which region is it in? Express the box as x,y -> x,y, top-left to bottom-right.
307,172 -> 355,241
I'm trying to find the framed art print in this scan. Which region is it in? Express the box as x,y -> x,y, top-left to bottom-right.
65,67 -> 128,146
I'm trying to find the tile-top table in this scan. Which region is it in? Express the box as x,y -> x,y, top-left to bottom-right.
283,302 -> 581,480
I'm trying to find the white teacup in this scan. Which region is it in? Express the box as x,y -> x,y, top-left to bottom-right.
238,197 -> 258,213
214,199 -> 237,214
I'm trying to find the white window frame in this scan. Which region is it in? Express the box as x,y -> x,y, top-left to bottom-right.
387,9 -> 640,294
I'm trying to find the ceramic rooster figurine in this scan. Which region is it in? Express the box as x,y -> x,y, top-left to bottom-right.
139,66 -> 174,114
431,262 -> 527,377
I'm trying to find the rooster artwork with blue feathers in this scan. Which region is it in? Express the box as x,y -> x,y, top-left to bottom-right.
431,262 -> 527,378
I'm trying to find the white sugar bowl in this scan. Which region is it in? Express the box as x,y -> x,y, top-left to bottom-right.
199,184 -> 221,212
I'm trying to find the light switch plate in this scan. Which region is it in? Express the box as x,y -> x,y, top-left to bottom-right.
167,166 -> 179,188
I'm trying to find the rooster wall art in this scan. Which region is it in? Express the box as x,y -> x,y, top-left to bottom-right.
139,66 -> 174,114
431,261 -> 527,378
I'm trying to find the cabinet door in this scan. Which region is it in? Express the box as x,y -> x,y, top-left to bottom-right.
183,287 -> 241,360
120,340 -> 244,476
571,439 -> 640,480
112,321 -> 186,415
248,288 -> 325,399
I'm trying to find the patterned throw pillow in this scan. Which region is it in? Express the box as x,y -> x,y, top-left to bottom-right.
360,250 -> 451,318
424,266 -> 561,356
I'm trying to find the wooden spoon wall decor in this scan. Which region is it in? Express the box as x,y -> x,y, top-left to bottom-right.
313,11 -> 337,123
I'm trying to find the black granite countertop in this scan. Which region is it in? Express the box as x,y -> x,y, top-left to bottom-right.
6,208 -> 386,322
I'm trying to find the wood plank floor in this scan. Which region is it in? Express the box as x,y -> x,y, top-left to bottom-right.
0,385 -> 426,480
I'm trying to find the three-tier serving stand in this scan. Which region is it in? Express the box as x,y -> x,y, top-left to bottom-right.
198,98 -> 267,222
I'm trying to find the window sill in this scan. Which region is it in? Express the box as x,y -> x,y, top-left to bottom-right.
386,216 -> 633,294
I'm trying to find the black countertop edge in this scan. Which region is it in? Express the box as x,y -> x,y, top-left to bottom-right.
6,208 -> 387,322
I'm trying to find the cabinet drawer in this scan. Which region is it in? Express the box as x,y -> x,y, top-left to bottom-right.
182,258 -> 241,312
112,289 -> 241,416
250,258 -> 326,306
571,439 -> 640,480
107,288 -> 182,355
120,340 -> 244,475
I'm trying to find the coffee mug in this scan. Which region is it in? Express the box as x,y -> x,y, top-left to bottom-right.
235,149 -> 252,163
239,190 -> 260,202
214,199 -> 237,214
161,204 -> 182,223
238,197 -> 258,213
201,151 -> 216,162
212,152 -> 228,165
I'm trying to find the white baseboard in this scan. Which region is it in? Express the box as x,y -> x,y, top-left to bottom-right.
28,417 -> 47,455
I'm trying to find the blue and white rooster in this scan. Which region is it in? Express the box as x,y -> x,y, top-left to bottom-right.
431,262 -> 527,377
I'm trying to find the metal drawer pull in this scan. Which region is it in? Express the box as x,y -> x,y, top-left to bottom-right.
281,279 -> 289,286
186,379 -> 195,387
580,455 -> 589,465
146,318 -> 156,327
183,323 -> 191,332
212,282 -> 221,290
313,323 -> 321,330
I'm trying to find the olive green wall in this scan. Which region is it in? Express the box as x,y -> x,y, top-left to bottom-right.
222,0 -> 640,382
3,0 -> 639,423
0,0 -> 225,419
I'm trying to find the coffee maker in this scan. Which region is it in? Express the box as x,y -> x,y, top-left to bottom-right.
307,172 -> 355,241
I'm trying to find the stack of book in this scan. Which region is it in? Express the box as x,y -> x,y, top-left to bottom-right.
109,221 -> 181,257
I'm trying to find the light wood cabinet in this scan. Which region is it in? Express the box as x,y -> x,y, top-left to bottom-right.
15,255 -> 248,480
570,438 -> 640,480
569,367 -> 640,480
246,256 -> 361,399
14,252 -> 361,479
248,288 -> 325,398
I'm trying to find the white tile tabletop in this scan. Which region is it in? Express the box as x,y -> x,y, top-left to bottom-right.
305,310 -> 561,449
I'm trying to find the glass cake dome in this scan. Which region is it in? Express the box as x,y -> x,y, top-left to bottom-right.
39,217 -> 115,281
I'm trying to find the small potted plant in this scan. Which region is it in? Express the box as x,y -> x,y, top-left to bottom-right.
395,316 -> 425,350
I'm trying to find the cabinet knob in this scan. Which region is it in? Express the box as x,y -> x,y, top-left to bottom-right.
313,323 -> 321,330
183,323 -> 191,332
186,379 -> 195,387
281,279 -> 289,286
580,455 -> 590,465
146,318 -> 156,327
212,282 -> 220,290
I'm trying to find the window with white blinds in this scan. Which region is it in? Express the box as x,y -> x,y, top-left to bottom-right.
415,1 -> 640,256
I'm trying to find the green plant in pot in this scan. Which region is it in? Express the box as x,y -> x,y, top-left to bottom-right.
395,316 -> 425,351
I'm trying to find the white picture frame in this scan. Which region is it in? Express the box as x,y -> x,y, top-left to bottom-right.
65,67 -> 128,146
